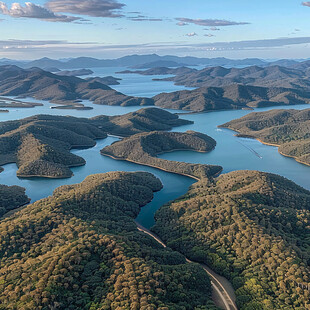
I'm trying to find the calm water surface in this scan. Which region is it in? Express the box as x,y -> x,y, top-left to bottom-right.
0,73 -> 309,228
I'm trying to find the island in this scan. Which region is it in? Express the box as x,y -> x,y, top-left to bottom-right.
0,184 -> 30,217
0,171 -> 217,309
101,131 -> 222,180
220,108 -> 310,166
56,68 -> 94,76
152,170 -> 310,310
0,108 -> 192,178
0,96 -> 43,108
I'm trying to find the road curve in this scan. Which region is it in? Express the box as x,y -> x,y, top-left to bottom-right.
136,221 -> 238,310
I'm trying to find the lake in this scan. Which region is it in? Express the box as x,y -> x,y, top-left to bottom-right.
0,73 -> 309,228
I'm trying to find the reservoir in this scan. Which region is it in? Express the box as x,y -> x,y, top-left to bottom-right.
0,73 -> 309,228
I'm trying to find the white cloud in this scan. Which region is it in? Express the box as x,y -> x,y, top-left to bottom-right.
46,0 -> 125,18
186,32 -> 198,37
176,18 -> 249,27
0,2 -> 79,22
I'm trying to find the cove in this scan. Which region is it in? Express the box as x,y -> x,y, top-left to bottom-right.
0,137 -> 194,228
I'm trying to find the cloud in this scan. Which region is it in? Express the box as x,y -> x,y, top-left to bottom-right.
128,15 -> 163,22
176,17 -> 249,27
0,2 -> 79,22
2,37 -> 310,59
46,0 -> 125,18
186,32 -> 198,37
176,21 -> 188,26
302,2 -> 310,7
204,34 -> 215,37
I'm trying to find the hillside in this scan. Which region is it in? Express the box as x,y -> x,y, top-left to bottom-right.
0,65 -> 152,107
0,171 -> 218,309
101,131 -> 222,180
0,184 -> 29,216
153,170 -> 310,310
56,69 -> 94,77
153,84 -> 310,112
2,66 -> 310,112
155,65 -> 310,89
220,109 -> 310,166
0,108 -> 191,178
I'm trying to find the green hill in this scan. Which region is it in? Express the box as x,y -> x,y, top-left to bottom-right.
0,171 -> 217,310
0,108 -> 191,178
0,184 -> 29,217
101,131 -> 222,180
220,108 -> 310,166
153,84 -> 310,112
153,170 -> 310,310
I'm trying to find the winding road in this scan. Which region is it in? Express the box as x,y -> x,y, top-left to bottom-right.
136,221 -> 238,310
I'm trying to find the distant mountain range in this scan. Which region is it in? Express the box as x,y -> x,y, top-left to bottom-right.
1,54 -> 309,70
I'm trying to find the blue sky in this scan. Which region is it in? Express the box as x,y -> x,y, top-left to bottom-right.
0,0 -> 310,59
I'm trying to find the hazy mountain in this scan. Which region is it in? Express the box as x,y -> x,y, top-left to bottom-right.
0,54 -> 272,70
131,60 -> 193,69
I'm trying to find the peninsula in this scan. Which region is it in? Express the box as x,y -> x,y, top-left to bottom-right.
220,108 -> 310,166
0,108 -> 192,178
101,131 -> 222,180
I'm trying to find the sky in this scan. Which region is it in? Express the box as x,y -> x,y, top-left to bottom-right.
0,0 -> 310,59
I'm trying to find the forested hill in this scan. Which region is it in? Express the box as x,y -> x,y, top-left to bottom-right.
3,65 -> 310,113
0,171 -> 217,309
153,84 -> 310,112
153,170 -> 310,310
154,64 -> 310,89
101,131 -> 222,180
0,65 -> 152,106
220,108 -> 310,166
0,184 -> 29,217
0,108 -> 191,178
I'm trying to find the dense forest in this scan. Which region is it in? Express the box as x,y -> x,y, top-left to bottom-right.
0,108 -> 191,178
101,131 -> 222,180
153,170 -> 310,310
0,171 -> 217,309
221,108 -> 310,165
153,64 -> 310,89
0,184 -> 29,217
153,84 -> 310,112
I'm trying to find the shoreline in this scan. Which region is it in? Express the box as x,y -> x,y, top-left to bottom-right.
224,129 -> 310,168
101,152 -> 222,181
250,137 -> 310,167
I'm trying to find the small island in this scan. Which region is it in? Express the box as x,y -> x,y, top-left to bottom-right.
220,108 -> 310,166
101,130 -> 222,180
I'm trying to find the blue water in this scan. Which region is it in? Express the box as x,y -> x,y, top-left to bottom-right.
0,72 -> 309,228
0,136 -> 194,227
